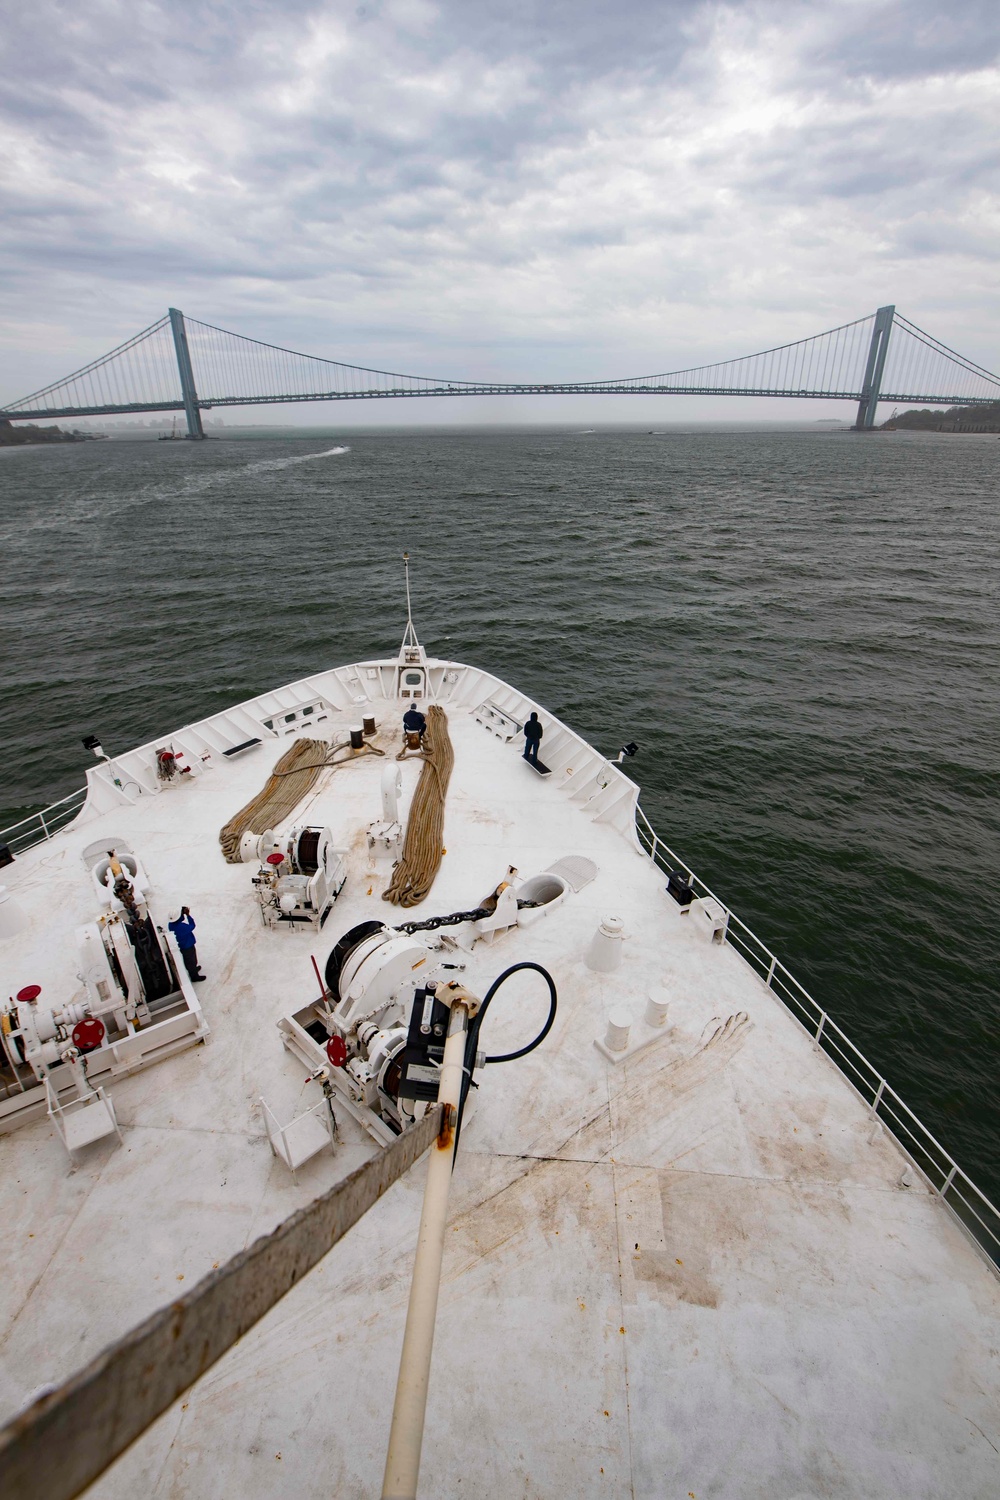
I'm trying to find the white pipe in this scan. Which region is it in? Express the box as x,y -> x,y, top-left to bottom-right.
382,1000 -> 469,1500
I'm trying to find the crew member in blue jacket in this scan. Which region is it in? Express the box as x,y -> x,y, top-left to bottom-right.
523,711 -> 543,765
403,703 -> 426,738
168,905 -> 206,982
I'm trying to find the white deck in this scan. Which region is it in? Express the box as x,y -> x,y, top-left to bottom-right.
1,659 -> 999,1498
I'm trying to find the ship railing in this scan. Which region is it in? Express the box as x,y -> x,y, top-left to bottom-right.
635,806 -> 1000,1275
0,787 -> 88,857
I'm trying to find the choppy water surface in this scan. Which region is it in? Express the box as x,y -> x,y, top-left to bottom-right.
2,425 -> 998,1198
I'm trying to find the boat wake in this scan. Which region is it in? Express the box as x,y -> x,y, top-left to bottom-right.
246,446 -> 350,471
5,444 -> 357,532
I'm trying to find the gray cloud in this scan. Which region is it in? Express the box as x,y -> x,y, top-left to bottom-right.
2,0 -> 999,414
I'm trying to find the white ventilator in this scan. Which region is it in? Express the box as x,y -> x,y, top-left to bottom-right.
585,914 -> 625,972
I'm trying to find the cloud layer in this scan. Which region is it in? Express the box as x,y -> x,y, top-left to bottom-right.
2,0 -> 999,414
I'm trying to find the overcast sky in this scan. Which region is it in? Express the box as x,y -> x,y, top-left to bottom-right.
2,0 -> 998,423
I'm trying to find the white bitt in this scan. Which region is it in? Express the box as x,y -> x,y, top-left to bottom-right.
595,984 -> 673,1065
585,913 -> 624,972
644,987 -> 670,1028
604,1009 -> 632,1052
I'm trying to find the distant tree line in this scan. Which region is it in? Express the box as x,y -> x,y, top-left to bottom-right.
882,402 -> 1000,432
0,419 -> 98,445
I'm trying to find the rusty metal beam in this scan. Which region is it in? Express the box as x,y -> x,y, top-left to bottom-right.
0,1107 -> 442,1500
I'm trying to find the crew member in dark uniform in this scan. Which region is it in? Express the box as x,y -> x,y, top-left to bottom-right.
403,702 -> 426,739
168,905 -> 206,982
523,711 -> 543,765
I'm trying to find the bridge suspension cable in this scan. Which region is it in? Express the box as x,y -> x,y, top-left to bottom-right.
580,313 -> 879,399
879,314 -> 1000,405
3,305 -> 999,434
4,317 -> 181,419
182,315 -> 492,405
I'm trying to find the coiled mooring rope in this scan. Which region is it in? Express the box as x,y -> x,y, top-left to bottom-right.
382,705 -> 454,908
218,735 -> 383,863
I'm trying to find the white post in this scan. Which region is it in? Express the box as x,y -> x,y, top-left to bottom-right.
382,989 -> 472,1500
867,1079 -> 886,1146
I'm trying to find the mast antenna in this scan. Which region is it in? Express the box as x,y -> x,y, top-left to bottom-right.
400,551 -> 420,652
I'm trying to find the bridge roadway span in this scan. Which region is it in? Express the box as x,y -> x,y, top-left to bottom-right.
3,304 -> 999,435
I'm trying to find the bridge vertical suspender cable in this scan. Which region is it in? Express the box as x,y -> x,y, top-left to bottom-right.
3,306 -> 999,425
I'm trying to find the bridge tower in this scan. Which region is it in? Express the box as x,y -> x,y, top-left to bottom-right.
168,308 -> 205,440
854,304 -> 895,430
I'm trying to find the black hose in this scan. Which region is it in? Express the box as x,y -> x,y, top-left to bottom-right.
454,961 -> 557,1157
480,967 -> 558,1064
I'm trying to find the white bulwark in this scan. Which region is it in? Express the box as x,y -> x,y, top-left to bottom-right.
1,641 -> 998,1498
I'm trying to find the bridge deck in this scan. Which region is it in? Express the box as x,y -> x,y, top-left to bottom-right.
4,305 -> 999,426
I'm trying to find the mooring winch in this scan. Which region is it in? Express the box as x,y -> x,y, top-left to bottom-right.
278,911 -> 558,1148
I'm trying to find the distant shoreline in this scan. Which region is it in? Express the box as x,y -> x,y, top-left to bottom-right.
0,419 -> 102,447
882,401 -> 1000,433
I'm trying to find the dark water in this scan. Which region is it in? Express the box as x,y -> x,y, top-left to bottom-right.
2,426 -> 998,1199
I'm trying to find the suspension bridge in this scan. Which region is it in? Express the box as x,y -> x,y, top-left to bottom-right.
2,304 -> 998,438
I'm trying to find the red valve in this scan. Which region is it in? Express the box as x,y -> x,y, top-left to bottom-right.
72,1017 -> 106,1053
326,1035 -> 348,1067
266,852 -> 285,866
16,985 -> 42,1004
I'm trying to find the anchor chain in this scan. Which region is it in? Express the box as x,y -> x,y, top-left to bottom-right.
394,900 -> 539,936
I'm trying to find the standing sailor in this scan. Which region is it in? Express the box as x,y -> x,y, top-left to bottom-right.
522,711 -> 543,765
168,905 -> 206,982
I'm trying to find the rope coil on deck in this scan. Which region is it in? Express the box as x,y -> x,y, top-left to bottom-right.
218,736 -> 383,863
383,705 -> 454,908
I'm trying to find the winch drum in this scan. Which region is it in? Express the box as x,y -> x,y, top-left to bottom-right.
291,828 -> 322,875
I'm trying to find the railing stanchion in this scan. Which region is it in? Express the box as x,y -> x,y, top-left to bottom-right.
651,805 -> 1000,1267
1,787 -> 87,859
